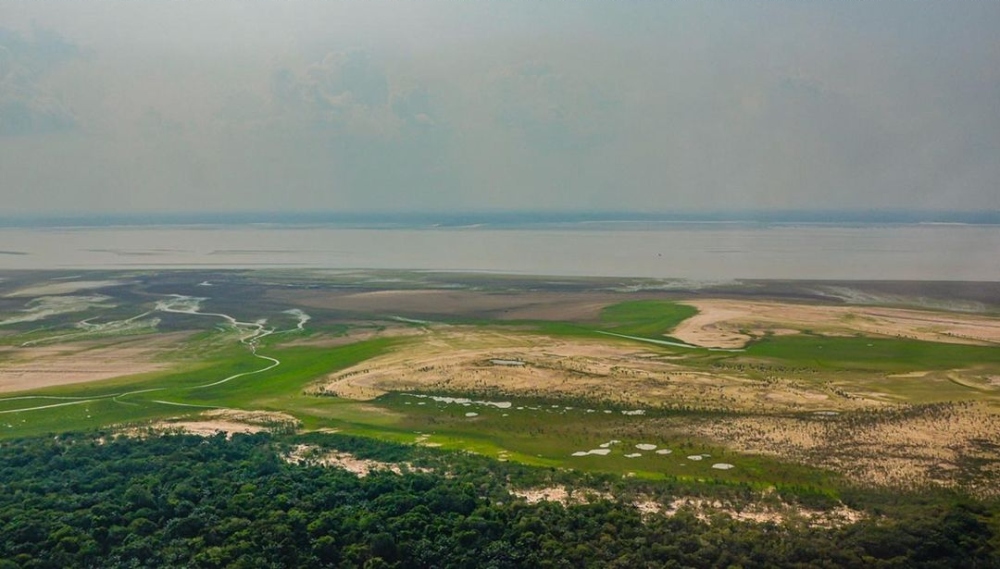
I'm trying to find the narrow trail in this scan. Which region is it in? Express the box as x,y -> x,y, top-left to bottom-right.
0,399 -> 93,415
1,295 -> 310,415
596,330 -> 745,352
19,309 -> 156,347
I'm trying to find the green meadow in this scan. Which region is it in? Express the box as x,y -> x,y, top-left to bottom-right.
599,300 -> 699,339
745,333 -> 1000,371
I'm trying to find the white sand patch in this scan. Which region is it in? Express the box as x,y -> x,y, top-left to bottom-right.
687,455 -> 704,461
511,486 -> 612,505
660,497 -> 864,527
599,440 -> 621,448
282,308 -> 311,330
490,359 -> 525,366
126,410 -> 299,439
635,443 -> 657,451
406,393 -> 512,409
633,501 -> 663,515
712,463 -> 735,470
465,412 -> 479,417
154,295 -> 206,314
201,409 -> 299,427
655,449 -> 673,455
0,295 -> 115,326
624,453 -> 642,458
391,315 -> 432,325
574,448 -> 612,456
143,420 -> 268,438
621,409 -> 646,416
285,444 -> 429,477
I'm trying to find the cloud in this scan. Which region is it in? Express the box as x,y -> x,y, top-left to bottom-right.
490,61 -> 618,152
269,50 -> 439,142
253,50 -> 455,208
0,27 -> 80,136
0,25 -> 80,72
2,2 -> 999,214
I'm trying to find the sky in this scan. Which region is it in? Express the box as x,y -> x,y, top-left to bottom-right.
1,1 -> 999,216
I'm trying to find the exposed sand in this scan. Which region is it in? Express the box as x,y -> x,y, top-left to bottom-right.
284,444 -> 429,477
130,410 -> 299,438
315,327 -> 875,412
672,299 -> 1000,349
661,497 -> 863,527
145,420 -> 268,437
511,486 -> 612,505
687,402 -> 1000,497
514,487 -> 862,527
0,333 -> 190,392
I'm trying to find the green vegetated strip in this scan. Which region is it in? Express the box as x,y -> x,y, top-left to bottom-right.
745,334 -> 1000,372
367,394 -> 840,490
599,300 -> 698,339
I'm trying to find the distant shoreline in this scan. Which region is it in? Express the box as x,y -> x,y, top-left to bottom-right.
2,210 -> 999,229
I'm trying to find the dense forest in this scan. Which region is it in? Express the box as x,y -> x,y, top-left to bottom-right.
0,432 -> 997,568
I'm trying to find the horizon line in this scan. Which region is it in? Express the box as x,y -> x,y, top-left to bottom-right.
2,209 -> 999,228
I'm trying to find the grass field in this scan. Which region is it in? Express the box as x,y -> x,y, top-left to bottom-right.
599,300 -> 699,340
746,333 -> 1000,371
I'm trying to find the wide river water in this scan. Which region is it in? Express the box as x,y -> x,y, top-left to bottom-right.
1,224 -> 998,281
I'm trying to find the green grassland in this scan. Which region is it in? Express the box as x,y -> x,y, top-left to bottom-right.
2,274 -> 999,498
745,333 -> 1000,371
599,299 -> 699,339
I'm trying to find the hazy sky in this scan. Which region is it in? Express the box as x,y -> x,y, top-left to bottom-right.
1,1 -> 998,215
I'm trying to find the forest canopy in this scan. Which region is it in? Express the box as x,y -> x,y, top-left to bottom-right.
0,432 -> 996,568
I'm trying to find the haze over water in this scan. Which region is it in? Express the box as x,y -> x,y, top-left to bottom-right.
2,223 -> 997,281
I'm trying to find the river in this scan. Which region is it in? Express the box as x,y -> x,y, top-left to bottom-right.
1,223 -> 998,281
